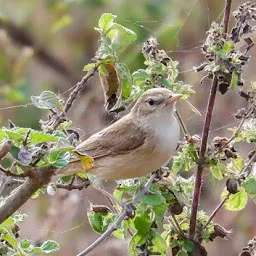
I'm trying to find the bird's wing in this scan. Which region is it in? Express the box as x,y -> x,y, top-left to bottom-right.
75,115 -> 146,159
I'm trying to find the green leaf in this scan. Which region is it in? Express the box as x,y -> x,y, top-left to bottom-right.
183,240 -> 193,252
134,213 -> 151,235
154,204 -> 168,226
4,129 -> 24,145
76,172 -> 88,180
141,193 -> 166,206
98,13 -> 116,34
30,131 -> 58,144
48,150 -> 71,168
108,23 -> 137,52
132,69 -> 151,91
2,233 -> 18,249
58,174 -> 74,184
243,178 -> 256,195
20,239 -> 31,249
178,251 -> 188,256
116,63 -> 132,99
210,165 -> 224,180
83,63 -> 96,72
0,217 -> 14,229
0,130 -> 7,142
87,212 -> 115,234
232,157 -> 244,171
99,64 -> 109,76
31,188 -> 46,199
221,188 -> 248,211
128,233 -> 149,256
222,41 -> 234,53
40,240 -> 60,253
31,91 -> 63,110
230,71 -> 239,89
113,229 -> 124,239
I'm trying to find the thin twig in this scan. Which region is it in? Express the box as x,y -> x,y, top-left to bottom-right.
216,109 -> 254,153
203,192 -> 230,229
175,110 -> 189,135
226,109 -> 253,144
189,0 -> 233,239
241,151 -> 256,178
51,66 -> 98,130
56,181 -> 90,191
77,172 -> 157,256
171,213 -> 186,238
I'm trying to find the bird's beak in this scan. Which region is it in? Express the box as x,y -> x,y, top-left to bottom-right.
166,93 -> 182,105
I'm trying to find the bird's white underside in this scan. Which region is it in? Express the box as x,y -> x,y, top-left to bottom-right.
93,114 -> 180,180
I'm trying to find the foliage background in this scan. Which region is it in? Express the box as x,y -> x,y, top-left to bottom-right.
0,0 -> 255,255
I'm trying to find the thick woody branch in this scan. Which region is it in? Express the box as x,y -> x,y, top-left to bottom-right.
0,167 -> 55,224
189,0 -> 233,239
77,172 -> 157,256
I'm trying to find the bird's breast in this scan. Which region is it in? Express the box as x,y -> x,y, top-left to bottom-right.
153,116 -> 180,155
92,116 -> 180,180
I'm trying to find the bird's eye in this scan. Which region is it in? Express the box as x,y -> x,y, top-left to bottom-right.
148,98 -> 155,106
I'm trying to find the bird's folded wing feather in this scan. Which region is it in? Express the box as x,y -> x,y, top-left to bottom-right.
75,115 -> 146,159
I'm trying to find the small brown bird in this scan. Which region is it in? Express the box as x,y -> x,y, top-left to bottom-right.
60,88 -> 181,181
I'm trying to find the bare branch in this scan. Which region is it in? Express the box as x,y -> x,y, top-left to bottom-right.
203,192 -> 230,229
170,213 -> 186,238
77,172 -> 157,256
50,67 -> 98,130
175,110 -> 189,136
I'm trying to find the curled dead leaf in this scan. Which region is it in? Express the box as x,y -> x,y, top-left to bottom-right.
99,64 -> 122,111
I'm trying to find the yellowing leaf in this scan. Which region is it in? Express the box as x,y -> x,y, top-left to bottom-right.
221,188 -> 248,211
72,151 -> 94,171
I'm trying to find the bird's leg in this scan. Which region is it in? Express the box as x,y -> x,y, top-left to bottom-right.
93,179 -> 135,217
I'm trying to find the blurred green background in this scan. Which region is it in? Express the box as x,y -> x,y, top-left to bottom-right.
0,0 -> 255,255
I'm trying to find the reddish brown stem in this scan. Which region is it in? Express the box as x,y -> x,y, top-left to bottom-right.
189,0 -> 233,239
189,76 -> 218,238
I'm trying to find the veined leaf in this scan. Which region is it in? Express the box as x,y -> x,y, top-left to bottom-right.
243,178 -> 256,196
31,91 -> 63,110
221,188 -> 248,211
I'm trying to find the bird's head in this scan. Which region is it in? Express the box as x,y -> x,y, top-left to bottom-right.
131,88 -> 182,123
